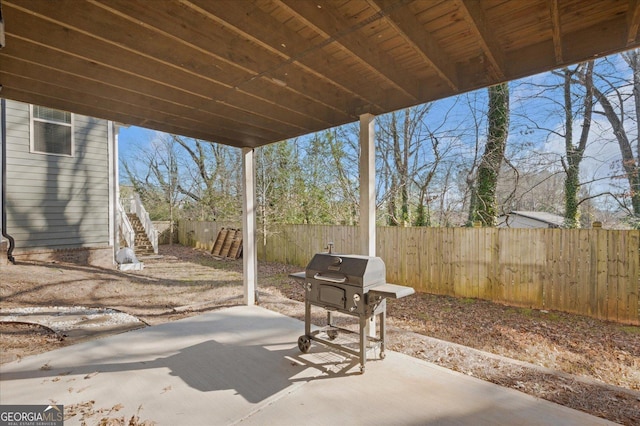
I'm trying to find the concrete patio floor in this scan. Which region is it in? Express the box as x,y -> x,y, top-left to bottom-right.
0,305 -> 615,425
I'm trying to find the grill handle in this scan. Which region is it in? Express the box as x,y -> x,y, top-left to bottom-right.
313,273 -> 347,284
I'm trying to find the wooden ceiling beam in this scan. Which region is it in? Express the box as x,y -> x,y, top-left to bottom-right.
507,15 -> 631,81
456,0 -> 506,81
96,0 -> 354,122
1,41 -> 298,141
367,0 -> 458,91
561,15 -> 629,65
183,0 -> 395,115
3,0 -> 639,148
278,0 -> 420,102
627,0 -> 640,45
2,3 -> 335,133
548,0 -> 563,64
180,0 -> 374,118
6,0 -> 342,129
0,83 -> 261,147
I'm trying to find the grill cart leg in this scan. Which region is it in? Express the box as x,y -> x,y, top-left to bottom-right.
298,299 -> 313,353
359,314 -> 368,373
378,299 -> 386,359
379,307 -> 386,359
326,311 -> 339,340
305,299 -> 312,336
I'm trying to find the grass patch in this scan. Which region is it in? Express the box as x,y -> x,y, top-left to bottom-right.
520,308 -> 534,317
545,312 -> 561,321
619,325 -> 640,335
416,312 -> 430,321
198,258 -> 236,270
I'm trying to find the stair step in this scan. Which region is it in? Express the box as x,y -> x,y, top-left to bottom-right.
123,210 -> 155,255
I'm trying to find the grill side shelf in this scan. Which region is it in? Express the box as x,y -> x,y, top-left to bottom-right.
368,283 -> 415,299
289,272 -> 306,281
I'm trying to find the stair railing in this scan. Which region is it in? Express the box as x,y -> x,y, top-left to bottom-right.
117,199 -> 135,251
128,193 -> 159,254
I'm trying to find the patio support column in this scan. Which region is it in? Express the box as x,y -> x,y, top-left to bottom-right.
242,147 -> 257,305
107,121 -> 118,262
360,113 -> 377,338
359,113 -> 376,256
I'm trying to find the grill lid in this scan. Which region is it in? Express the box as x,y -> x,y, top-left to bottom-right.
305,253 -> 386,288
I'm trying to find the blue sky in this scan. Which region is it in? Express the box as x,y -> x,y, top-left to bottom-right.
118,52 -> 631,201
118,125 -> 161,159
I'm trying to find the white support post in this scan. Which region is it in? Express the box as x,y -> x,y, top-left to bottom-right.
242,147 -> 257,305
108,121 -> 118,263
359,113 -> 377,338
359,113 -> 376,257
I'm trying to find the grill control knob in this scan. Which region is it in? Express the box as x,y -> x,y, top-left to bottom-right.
350,293 -> 361,312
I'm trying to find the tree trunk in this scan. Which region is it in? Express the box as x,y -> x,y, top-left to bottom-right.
592,56 -> 640,224
595,90 -> 640,220
563,62 -> 594,228
473,83 -> 510,226
625,50 -> 640,225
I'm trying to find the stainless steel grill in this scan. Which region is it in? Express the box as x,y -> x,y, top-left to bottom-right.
290,252 -> 414,373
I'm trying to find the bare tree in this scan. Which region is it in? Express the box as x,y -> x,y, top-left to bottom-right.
560,62 -> 595,228
377,103 -> 464,226
121,135 -> 185,242
171,135 -> 241,221
470,83 -> 510,226
590,51 -> 640,227
121,134 -> 242,223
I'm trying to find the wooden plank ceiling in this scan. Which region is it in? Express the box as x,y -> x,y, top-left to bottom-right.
1,0 -> 640,148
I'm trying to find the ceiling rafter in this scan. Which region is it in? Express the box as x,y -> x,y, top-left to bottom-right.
90,0 -> 343,127
6,0 -> 336,134
0,36 -> 300,144
627,0 -> 640,45
6,1 -> 228,94
367,0 -> 458,91
548,0 -> 563,64
278,0 -> 420,102
1,82 -> 256,146
182,0 -> 382,116
2,44 -> 308,139
456,0 -> 506,81
2,0 -> 639,148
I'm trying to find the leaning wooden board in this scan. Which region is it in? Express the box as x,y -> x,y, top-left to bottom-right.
211,228 -> 243,259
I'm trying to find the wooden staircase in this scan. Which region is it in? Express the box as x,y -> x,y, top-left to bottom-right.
126,213 -> 155,256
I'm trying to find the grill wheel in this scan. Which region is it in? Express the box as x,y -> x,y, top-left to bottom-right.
326,329 -> 338,340
298,335 -> 311,353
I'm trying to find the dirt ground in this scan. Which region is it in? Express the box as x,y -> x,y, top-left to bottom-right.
1,244 -> 639,425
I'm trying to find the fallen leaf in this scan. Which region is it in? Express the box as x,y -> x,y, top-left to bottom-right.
84,371 -> 99,379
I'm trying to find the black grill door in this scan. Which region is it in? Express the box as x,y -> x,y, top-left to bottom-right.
319,285 -> 346,309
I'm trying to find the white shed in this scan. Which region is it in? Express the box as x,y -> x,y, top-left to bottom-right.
497,211 -> 565,229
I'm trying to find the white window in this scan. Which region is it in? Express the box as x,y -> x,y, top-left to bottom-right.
30,105 -> 74,156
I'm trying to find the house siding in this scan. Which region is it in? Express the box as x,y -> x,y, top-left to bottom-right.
4,100 -> 111,252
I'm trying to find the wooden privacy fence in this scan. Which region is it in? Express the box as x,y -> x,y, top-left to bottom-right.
178,221 -> 640,325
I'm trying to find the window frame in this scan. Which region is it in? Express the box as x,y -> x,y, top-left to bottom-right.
29,105 -> 75,157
